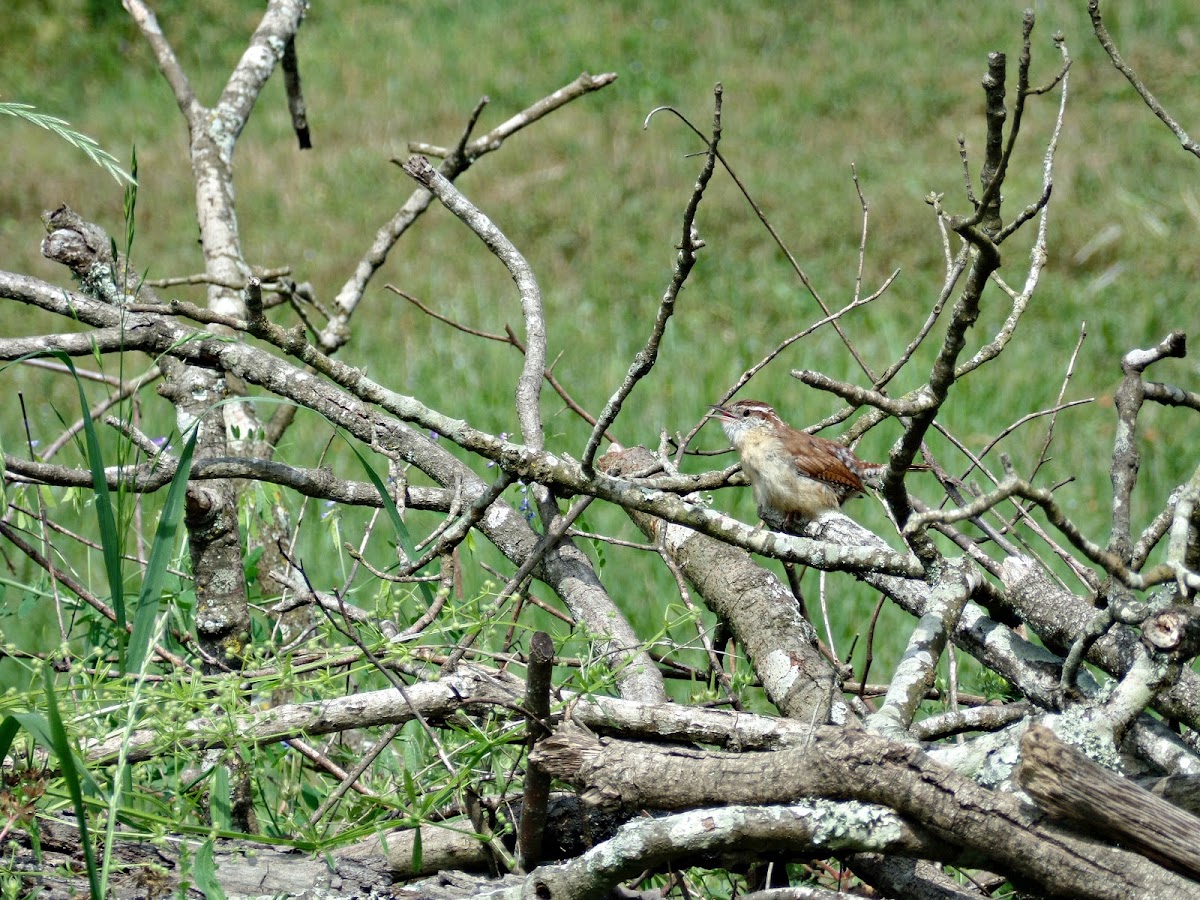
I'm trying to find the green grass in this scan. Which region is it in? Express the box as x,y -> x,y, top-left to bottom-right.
3,0 -> 1200,678
3,8 -> 1200,893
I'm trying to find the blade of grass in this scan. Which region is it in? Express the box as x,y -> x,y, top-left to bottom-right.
340,433 -> 435,606
0,715 -> 23,763
42,663 -> 103,900
211,765 -> 232,830
124,148 -> 138,259
403,768 -> 424,872
48,351 -> 126,670
0,102 -> 136,186
102,602 -> 172,889
0,429 -> 7,512
127,427 -> 197,673
4,709 -> 100,796
3,713 -> 54,762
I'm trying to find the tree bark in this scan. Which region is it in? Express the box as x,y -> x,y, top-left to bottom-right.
531,722 -> 1200,899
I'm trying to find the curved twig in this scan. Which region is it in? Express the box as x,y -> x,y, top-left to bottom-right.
400,155 -> 547,450
1088,0 -> 1200,158
580,85 -> 722,474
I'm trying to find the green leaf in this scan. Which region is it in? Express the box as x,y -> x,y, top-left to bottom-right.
402,767 -> 419,806
0,715 -> 21,763
402,720 -> 425,775
341,436 -> 434,606
211,765 -> 232,830
0,102 -> 136,186
127,427 -> 197,673
4,712 -> 50,758
192,839 -> 225,900
43,664 -> 103,900
4,710 -> 101,796
47,352 -> 126,669
124,146 -> 138,252
411,824 -> 423,874
0,429 -> 7,512
399,768 -> 427,873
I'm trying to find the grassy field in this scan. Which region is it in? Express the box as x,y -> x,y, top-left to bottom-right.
3,1 -> 1199,680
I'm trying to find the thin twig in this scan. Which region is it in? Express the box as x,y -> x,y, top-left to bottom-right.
659,545 -> 740,710
1029,323 -> 1089,484
1088,0 -> 1200,157
282,34 -> 311,149
325,72 -> 616,352
387,284 -> 614,440
974,399 -> 1093,469
143,268 -> 290,289
643,101 -> 875,380
931,421 -> 1095,590
677,280 -> 898,457
848,165 -> 879,383
580,84 -> 722,474
871,244 -> 968,393
286,553 -> 461,782
857,595 -> 886,703
34,364 -> 164,461
909,474 -> 1198,593
441,496 -> 596,673
0,519 -> 193,672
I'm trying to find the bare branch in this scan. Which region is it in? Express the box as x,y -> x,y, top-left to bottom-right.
1088,0 -> 1200,158
122,0 -> 201,124
675,282 -> 897,456
400,155 -> 547,450
532,722 -> 1200,898
281,34 -> 311,149
906,474 -> 1198,593
0,519 -> 194,672
0,270 -> 928,578
324,72 -> 616,351
387,285 -> 613,438
1110,332 -> 1188,563
865,558 -> 977,737
1018,723 -> 1200,879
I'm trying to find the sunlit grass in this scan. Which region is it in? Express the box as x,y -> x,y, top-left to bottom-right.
3,0 -> 1199,675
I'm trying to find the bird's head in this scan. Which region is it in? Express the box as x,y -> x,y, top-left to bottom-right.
708,399 -> 783,445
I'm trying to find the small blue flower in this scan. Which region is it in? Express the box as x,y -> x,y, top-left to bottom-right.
517,480 -> 534,522
487,433 -> 509,469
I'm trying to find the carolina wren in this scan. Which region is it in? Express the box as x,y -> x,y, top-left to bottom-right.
710,399 -> 913,525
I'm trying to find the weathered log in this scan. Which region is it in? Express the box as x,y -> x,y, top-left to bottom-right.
1016,723 -> 1200,880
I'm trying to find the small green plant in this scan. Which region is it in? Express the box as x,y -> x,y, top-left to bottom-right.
0,102 -> 134,186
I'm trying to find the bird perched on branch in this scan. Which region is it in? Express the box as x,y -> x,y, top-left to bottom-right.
709,399 -> 924,527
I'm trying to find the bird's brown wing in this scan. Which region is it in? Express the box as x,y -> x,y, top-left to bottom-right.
787,433 -> 866,493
